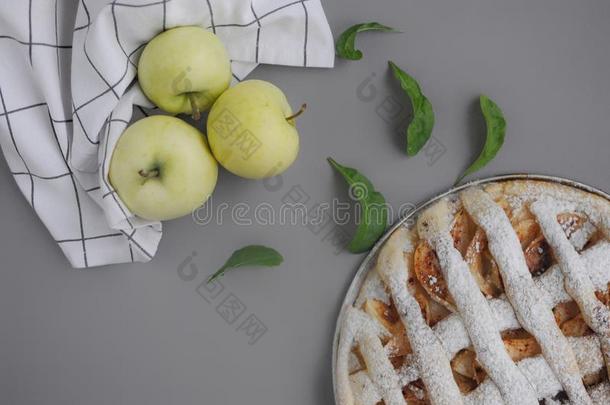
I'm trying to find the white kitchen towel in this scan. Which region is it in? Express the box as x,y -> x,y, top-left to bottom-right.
0,0 -> 335,268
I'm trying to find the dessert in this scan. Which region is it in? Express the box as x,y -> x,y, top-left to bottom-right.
336,179 -> 610,405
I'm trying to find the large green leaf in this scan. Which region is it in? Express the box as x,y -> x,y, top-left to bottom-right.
327,158 -> 388,253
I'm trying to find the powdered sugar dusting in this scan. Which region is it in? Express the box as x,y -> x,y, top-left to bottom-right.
367,334 -> 606,404
589,381 -> 610,404
396,245 -> 610,390
532,199 -> 610,336
336,307 -> 390,405
467,335 -> 604,404
536,242 -> 610,305
376,226 -> 463,404
461,187 -> 592,404
348,371 -> 381,405
358,331 -> 405,405
337,180 -> 610,405
355,270 -> 390,308
418,199 -> 537,404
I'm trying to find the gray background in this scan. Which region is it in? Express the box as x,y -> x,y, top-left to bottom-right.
1,0 -> 610,404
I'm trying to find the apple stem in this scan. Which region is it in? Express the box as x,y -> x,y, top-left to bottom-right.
285,103 -> 307,122
188,93 -> 201,121
139,169 -> 160,179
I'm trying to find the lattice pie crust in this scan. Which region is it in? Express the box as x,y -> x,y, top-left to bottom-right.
336,180 -> 610,405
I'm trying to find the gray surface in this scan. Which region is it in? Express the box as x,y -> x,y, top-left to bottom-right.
1,0 -> 609,404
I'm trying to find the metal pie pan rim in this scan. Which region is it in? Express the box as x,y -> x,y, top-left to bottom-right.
331,173 -> 610,404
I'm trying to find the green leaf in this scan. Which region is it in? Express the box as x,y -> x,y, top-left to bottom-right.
336,22 -> 399,60
455,95 -> 506,184
207,245 -> 283,284
388,61 -> 435,156
327,157 -> 388,253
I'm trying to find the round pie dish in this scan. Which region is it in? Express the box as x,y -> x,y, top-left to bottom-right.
332,174 -> 610,405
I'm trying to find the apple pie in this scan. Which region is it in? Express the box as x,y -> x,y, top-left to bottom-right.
335,179 -> 610,405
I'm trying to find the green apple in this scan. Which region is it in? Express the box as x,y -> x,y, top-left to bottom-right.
207,80 -> 304,179
109,116 -> 218,221
138,26 -> 231,119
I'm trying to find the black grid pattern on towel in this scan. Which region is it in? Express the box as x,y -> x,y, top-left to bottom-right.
0,0 -> 161,266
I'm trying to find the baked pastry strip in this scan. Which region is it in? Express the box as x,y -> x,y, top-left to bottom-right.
358,330 -> 406,405
376,226 -> 463,405
461,188 -> 592,404
336,307 -> 405,405
417,200 -> 538,404
531,198 -> 610,379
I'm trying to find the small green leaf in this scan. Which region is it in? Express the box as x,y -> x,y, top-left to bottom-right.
388,61 -> 435,156
455,95 -> 506,184
207,245 -> 283,284
336,22 -> 399,60
327,157 -> 388,253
